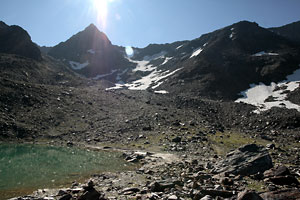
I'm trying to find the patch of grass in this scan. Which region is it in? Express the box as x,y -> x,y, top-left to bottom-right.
244,177 -> 266,192
207,130 -> 270,156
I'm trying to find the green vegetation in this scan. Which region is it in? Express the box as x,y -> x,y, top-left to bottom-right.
207,131 -> 270,155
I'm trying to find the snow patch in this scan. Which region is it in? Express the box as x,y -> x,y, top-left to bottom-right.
131,60 -> 154,72
107,68 -> 183,91
87,49 -> 95,54
154,90 -> 169,94
69,61 -> 89,70
160,57 -> 172,66
190,47 -> 203,58
92,70 -> 118,80
130,51 -> 168,72
252,51 -> 279,56
176,45 -> 184,50
236,67 -> 300,113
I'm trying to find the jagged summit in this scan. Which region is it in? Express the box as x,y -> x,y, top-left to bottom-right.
85,23 -> 98,31
48,23 -> 129,78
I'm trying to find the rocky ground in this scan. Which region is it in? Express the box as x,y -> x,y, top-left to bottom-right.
1,55 -> 300,199
10,141 -> 300,200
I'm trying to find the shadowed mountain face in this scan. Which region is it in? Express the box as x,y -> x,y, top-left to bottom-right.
48,24 -> 130,78
145,21 -> 300,99
0,21 -> 42,61
269,21 -> 300,44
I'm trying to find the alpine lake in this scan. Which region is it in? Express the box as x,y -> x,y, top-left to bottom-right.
0,143 -> 135,199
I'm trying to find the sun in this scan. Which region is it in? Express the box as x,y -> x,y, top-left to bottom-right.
91,0 -> 112,29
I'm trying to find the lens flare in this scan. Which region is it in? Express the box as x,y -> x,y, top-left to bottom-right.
125,46 -> 134,57
92,0 -> 109,29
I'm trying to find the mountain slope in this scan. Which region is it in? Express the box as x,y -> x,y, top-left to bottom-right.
156,21 -> 300,99
269,21 -> 300,44
48,24 -> 132,79
0,21 -> 41,60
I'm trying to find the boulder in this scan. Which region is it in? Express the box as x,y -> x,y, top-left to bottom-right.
237,190 -> 263,200
260,189 -> 300,200
78,188 -> 101,200
212,144 -> 273,176
263,165 -> 291,178
149,181 -> 175,192
268,175 -> 300,186
58,194 -> 72,200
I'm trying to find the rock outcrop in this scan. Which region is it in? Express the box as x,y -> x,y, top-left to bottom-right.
212,144 -> 273,176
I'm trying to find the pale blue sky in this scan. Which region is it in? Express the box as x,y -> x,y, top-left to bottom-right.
1,0 -> 300,47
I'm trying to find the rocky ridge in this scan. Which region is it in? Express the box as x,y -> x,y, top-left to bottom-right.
0,21 -> 41,60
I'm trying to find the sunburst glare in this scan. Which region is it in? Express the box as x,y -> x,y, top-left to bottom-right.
125,46 -> 134,57
91,0 -> 113,29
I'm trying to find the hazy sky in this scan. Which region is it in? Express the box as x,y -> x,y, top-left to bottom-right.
1,0 -> 300,47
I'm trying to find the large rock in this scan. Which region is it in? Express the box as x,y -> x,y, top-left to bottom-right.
260,189 -> 300,200
264,165 -> 299,186
212,144 -> 273,176
237,190 -> 263,200
263,165 -> 291,178
78,188 -> 101,200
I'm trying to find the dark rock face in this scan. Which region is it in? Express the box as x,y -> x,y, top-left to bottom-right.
212,144 -> 273,176
269,21 -> 300,44
48,24 -> 131,78
161,21 -> 300,100
0,21 -> 41,60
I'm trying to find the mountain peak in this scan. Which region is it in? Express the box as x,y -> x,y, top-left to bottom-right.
85,23 -> 100,32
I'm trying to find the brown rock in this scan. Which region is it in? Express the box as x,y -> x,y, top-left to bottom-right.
260,189 -> 300,200
237,190 -> 263,200
264,165 -> 291,178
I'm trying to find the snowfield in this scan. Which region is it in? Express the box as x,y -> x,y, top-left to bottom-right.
236,66 -> 300,113
69,61 -> 89,70
108,68 -> 182,91
106,51 -> 181,93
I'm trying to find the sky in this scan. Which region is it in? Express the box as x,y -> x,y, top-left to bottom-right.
0,0 -> 300,48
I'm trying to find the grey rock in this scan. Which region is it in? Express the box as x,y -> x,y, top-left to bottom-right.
200,195 -> 213,200
213,144 -> 273,176
121,187 -> 140,194
168,195 -> 178,200
149,181 -> 175,192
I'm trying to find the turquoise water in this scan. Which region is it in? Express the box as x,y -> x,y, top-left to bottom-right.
0,144 -> 131,199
